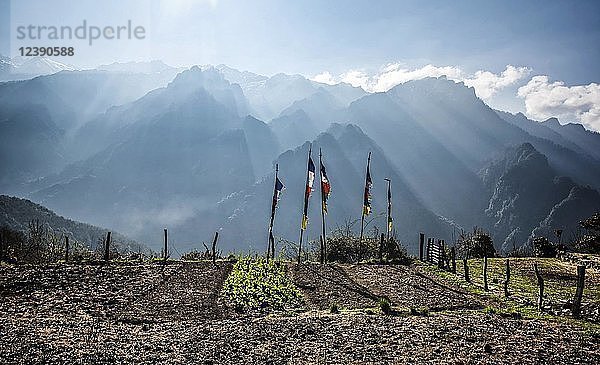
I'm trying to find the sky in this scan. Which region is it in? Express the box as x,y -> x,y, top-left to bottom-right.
1,0 -> 600,130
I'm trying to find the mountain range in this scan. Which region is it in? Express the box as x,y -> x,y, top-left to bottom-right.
1,57 -> 598,255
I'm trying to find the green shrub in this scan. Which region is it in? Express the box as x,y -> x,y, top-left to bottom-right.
456,227 -> 496,259
222,256 -> 303,312
379,297 -> 392,315
325,219 -> 411,264
531,237 -> 557,258
329,303 -> 340,314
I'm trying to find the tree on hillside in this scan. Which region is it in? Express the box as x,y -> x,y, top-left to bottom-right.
575,212 -> 600,254
531,236 -> 557,257
456,227 -> 496,259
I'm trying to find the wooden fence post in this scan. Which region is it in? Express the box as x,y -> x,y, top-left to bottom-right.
504,259 -> 510,297
212,231 -> 219,266
451,247 -> 456,273
163,228 -> 168,262
379,233 -> 384,263
483,256 -> 489,291
437,240 -> 444,268
533,263 -> 544,311
103,231 -> 111,262
572,265 -> 586,318
419,233 -> 425,261
0,230 -> 3,262
64,236 -> 69,263
426,238 -> 431,262
319,235 -> 324,264
463,259 -> 470,283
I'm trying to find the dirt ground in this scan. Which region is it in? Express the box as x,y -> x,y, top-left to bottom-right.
1,261 -> 598,364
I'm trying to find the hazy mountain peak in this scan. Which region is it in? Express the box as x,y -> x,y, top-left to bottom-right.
543,117 -> 561,127
167,66 -> 249,116
171,65 -> 224,86
97,60 -> 174,74
214,64 -> 268,84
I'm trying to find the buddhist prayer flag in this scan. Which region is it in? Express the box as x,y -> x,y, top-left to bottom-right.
320,160 -> 331,213
270,175 -> 284,228
301,151 -> 315,230
363,155 -> 372,216
267,164 -> 284,260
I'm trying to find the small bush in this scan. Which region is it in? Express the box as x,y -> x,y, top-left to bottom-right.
531,237 -> 557,258
324,219 -> 411,264
329,303 -> 340,314
456,227 -> 496,259
181,249 -> 211,261
379,297 -> 392,315
573,213 -> 600,254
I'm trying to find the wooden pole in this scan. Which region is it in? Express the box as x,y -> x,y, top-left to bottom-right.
319,235 -> 324,264
451,247 -> 456,273
419,233 -> 425,261
0,230 -> 3,262
572,265 -> 586,318
385,178 -> 391,242
163,228 -> 168,262
64,236 -> 69,263
298,230 -> 304,265
267,164 -> 280,263
379,233 -> 384,263
533,263 -> 544,311
211,231 -> 219,266
359,152 -> 372,252
483,255 -> 489,291
103,231 -> 111,262
298,145 -> 312,265
442,240 -> 449,270
463,258 -> 470,283
270,233 -> 275,261
504,259 -> 510,297
319,149 -> 327,264
359,214 -> 365,254
437,240 -> 443,269
426,238 -> 431,262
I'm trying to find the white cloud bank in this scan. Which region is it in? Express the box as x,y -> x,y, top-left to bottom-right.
311,64 -> 530,100
517,76 -> 600,132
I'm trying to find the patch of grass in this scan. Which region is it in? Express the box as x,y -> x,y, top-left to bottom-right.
483,306 -> 497,314
423,256 -> 600,324
222,256 -> 303,312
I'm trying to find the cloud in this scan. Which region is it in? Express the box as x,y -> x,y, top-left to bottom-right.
311,71 -> 337,85
339,70 -> 371,89
463,65 -> 531,99
312,64 -> 529,99
517,76 -> 600,131
371,63 -> 465,92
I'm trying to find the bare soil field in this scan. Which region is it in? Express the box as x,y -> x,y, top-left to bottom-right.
1,261 -> 598,364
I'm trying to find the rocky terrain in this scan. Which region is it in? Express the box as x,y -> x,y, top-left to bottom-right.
1,261 -> 598,364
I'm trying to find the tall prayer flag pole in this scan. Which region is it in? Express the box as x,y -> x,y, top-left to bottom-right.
359,152 -> 372,245
385,178 -> 392,242
298,144 -> 314,264
319,148 -> 331,264
267,164 -> 284,262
